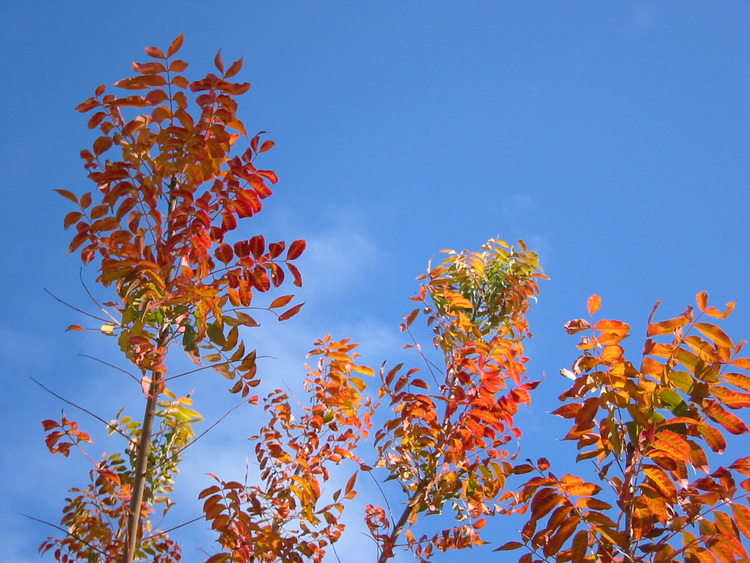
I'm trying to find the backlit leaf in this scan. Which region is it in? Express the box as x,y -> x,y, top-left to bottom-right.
286,239 -> 306,260
698,422 -> 727,454
587,295 -> 601,315
721,372 -> 750,392
643,465 -> 677,503
697,291 -> 709,311
731,503 -> 750,540
145,45 -> 166,59
278,303 -> 304,322
214,50 -> 225,73
269,295 -> 294,309
712,386 -> 750,409
704,401 -> 749,435
55,189 -> 79,204
494,541 -> 523,551
694,322 -> 734,350
167,34 -> 184,57
653,429 -> 691,462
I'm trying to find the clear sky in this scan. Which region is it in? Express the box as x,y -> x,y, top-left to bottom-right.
1,3 -> 749,562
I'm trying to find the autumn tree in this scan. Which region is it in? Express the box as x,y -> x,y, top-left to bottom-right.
499,293 -> 750,562
200,239 -> 547,562
39,35 -> 750,563
40,35 -> 305,563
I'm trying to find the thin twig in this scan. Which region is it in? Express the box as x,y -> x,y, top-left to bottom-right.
31,377 -> 135,445
21,513 -> 110,558
142,515 -> 204,540
79,268 -> 120,325
150,393 -> 251,472
44,288 -> 110,323
79,354 -> 140,384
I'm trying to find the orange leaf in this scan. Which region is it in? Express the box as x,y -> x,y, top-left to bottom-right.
698,423 -> 726,454
278,303 -> 304,322
145,45 -> 166,59
269,295 -> 294,309
167,34 -> 184,57
643,465 -> 677,503
694,322 -> 734,349
722,372 -> 750,391
697,291 -> 709,311
587,295 -> 601,315
494,541 -> 523,551
54,188 -> 79,204
560,475 -> 600,496
66,325 -> 84,332
225,57 -> 244,79
570,530 -> 588,563
653,429 -> 692,462
712,386 -> 750,409
731,503 -> 750,540
214,50 -> 225,73
530,488 -> 562,521
704,401 -> 749,435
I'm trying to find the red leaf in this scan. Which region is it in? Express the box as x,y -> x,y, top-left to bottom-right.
494,541 -> 523,551
214,50 -> 225,73
402,308 -> 420,330
224,57 -> 243,79
268,241 -> 285,258
169,59 -> 189,72
64,211 -> 84,229
55,189 -> 78,204
287,262 -> 303,287
564,319 -> 591,334
215,243 -> 234,265
259,139 -> 275,153
93,136 -> 113,156
145,45 -> 166,59
249,235 -> 265,258
286,239 -> 306,261
41,420 -> 59,431
278,303 -> 304,322
256,169 -> 279,183
269,295 -> 294,309
167,34 -> 185,58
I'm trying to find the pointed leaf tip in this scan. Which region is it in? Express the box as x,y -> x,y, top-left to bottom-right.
167,34 -> 184,58
214,50 -> 225,74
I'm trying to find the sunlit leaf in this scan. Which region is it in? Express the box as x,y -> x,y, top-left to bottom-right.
587,295 -> 601,315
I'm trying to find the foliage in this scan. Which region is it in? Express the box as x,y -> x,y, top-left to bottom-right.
39,35 -> 750,563
499,293 -> 750,563
368,239 -> 545,562
40,35 -> 304,563
200,238 -> 546,563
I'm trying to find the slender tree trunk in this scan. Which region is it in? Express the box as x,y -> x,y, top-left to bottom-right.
121,184 -> 178,563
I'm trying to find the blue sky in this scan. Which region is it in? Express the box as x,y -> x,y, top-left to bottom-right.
1,3 -> 749,562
